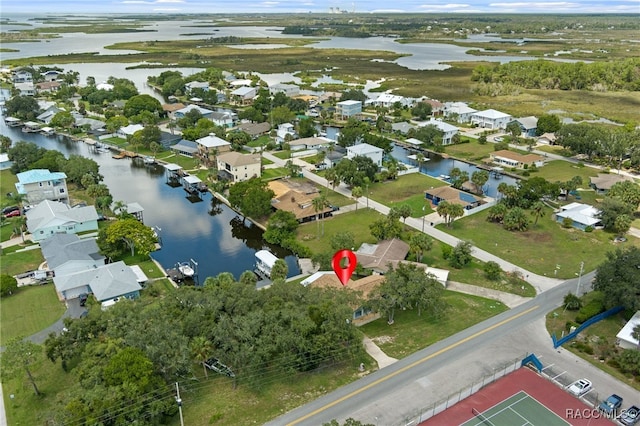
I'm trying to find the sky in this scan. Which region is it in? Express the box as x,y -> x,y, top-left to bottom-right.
1,0 -> 638,14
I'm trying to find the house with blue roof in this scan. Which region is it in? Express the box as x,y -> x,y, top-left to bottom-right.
40,233 -> 105,277
15,169 -> 69,205
173,104 -> 214,120
53,260 -> 142,302
425,186 -> 484,210
554,202 -> 602,231
26,200 -> 99,242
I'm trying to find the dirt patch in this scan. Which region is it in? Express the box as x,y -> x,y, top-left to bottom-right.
372,335 -> 394,345
519,231 -> 553,243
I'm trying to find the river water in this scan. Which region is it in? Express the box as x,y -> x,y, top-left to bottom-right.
0,106 -> 300,280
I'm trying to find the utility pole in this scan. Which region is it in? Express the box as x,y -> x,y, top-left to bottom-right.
576,261 -> 584,296
176,382 -> 185,426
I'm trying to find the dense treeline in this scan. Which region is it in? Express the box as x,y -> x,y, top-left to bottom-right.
43,279 -> 363,424
471,58 -> 640,91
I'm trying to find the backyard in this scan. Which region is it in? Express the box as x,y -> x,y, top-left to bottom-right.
369,173 -> 448,217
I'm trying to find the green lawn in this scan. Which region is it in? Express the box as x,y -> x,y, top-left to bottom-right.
444,140 -> 498,162
361,292 -> 509,359
534,160 -> 601,183
262,167 -> 289,181
156,153 -> 200,170
535,145 -> 573,157
388,194 -> 434,217
0,284 -> 66,345
272,150 -> 292,160
297,209 -> 382,254
441,207 -> 640,278
369,173 -> 448,205
0,248 -> 44,277
1,169 -> 18,203
261,157 -> 274,166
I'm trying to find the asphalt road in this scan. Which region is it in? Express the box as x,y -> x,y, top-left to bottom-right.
265,272 -> 640,426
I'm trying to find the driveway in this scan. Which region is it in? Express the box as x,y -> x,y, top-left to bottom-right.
27,297 -> 87,344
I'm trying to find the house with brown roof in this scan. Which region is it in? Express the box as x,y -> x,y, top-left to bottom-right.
489,150 -> 545,169
236,122 -> 271,139
35,81 -> 61,94
304,273 -> 385,325
589,173 -> 634,194
270,189 -> 332,222
355,238 -> 409,274
425,186 -> 484,210
216,152 -> 261,183
162,103 -> 187,120
423,99 -> 445,116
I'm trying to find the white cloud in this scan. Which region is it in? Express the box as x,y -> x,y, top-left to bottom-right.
418,3 -> 471,9
489,1 -> 579,7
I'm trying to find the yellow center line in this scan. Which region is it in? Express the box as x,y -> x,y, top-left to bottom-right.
287,305 -> 539,426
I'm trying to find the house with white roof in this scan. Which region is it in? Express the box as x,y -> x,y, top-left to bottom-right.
12,69 -> 33,83
26,200 -> 99,242
255,249 -> 279,279
96,82 -> 114,91
372,93 -> 406,108
0,153 -> 12,171
276,123 -> 297,144
418,118 -> 459,145
269,83 -> 300,97
230,87 -> 257,105
37,105 -> 64,124
210,110 -> 236,128
470,109 -> 513,130
229,79 -> 253,87
444,102 -> 477,123
617,311 -> 640,350
53,261 -> 141,302
16,169 -> 69,205
336,100 -> 362,120
116,124 -> 144,139
40,233 -> 105,278
185,81 -> 209,92
15,82 -> 35,96
555,202 -> 602,231
346,143 -> 383,167
195,134 -> 232,164
173,104 -> 214,120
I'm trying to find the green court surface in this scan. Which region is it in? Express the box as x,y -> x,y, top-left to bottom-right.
461,391 -> 570,426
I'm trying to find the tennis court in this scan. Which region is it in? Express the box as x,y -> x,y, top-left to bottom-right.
461,391 -> 570,426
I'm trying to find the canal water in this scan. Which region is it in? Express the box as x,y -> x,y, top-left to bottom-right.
0,109 -> 300,281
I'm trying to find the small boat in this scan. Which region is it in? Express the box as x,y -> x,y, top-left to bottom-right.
178,262 -> 195,278
439,174 -> 451,180
143,156 -> 156,165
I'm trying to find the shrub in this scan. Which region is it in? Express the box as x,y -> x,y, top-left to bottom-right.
483,261 -> 502,281
563,293 -> 582,311
522,171 -> 530,177
562,217 -> 573,228
584,225 -> 593,232
575,293 -> 606,323
441,244 -> 452,259
565,320 -> 579,332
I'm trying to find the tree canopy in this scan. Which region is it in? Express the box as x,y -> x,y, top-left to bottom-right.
593,246 -> 640,311
97,218 -> 158,259
227,178 -> 275,221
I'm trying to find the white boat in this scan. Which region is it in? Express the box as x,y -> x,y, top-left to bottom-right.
178,262 -> 195,278
143,156 -> 156,165
439,174 -> 451,180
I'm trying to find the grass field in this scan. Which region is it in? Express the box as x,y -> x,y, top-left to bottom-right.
369,173 -> 448,205
441,207 -> 640,278
0,248 -> 45,277
361,292 -> 509,358
0,284 -> 65,345
444,140 -> 498,162
262,167 -> 289,181
532,160 -> 601,183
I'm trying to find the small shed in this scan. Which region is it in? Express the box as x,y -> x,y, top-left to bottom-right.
255,250 -> 279,278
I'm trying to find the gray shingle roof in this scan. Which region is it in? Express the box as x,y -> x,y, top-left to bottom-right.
54,261 -> 141,302
40,234 -> 103,270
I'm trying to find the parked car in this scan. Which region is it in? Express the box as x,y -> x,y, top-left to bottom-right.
4,209 -> 21,218
619,405 -> 640,426
598,394 -> 623,416
79,293 -> 88,307
567,378 -> 592,396
2,205 -> 19,215
494,136 -> 504,142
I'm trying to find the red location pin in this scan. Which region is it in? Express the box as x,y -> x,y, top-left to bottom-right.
332,249 -> 357,286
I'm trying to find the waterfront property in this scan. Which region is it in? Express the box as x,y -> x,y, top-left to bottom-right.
269,180 -> 333,222
195,134 -> 232,164
417,118 -> 459,146
470,109 -> 512,130
15,168 -> 69,205
170,139 -> 199,157
26,200 -> 99,242
230,86 -> 257,105
40,233 -> 105,277
346,142 -> 383,167
216,151 -> 261,183
355,238 -> 410,274
255,249 -> 279,279
269,83 -> 300,97
489,150 -> 545,169
335,100 -> 362,120
425,186 -> 484,210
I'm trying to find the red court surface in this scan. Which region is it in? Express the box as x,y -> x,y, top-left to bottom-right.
420,367 -> 615,426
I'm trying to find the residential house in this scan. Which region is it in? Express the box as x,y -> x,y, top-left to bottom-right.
616,311 -> 640,350
444,102 -> 477,123
423,99 -> 446,116
425,186 -> 484,210
40,234 -> 105,277
75,117 -> 106,132
35,81 -> 62,94
489,150 -> 545,169
323,146 -> 346,168
15,82 -> 35,96
42,70 -> 61,82
355,239 -> 410,274
336,100 -> 362,120
470,109 -> 513,130
228,79 -> 253,88
195,134 -> 232,164
512,116 -> 538,137
270,187 -> 332,222
589,173 -> 633,194
288,136 -> 333,152
0,153 -> 12,171
555,202 -> 602,231
346,143 -> 383,167
37,105 -> 64,124
157,130 -> 182,148
26,200 -> 99,242
537,133 -> 557,145
230,86 -> 257,105
173,104 -> 214,120
53,261 -> 141,302
185,81 -> 209,93
115,202 -> 145,223
276,123 -> 297,144
96,82 -> 114,91
116,124 -> 144,139
236,121 -> 271,139
216,152 -> 261,183
391,122 -> 416,135
269,83 -> 300,97
371,93 -> 405,108
162,102 -> 186,120
12,69 -> 33,83
171,139 -> 199,157
16,169 -> 69,205
304,273 -> 385,325
210,111 -> 235,128
418,119 -> 459,145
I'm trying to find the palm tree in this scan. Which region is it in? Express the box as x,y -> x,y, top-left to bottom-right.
324,168 -> 338,190
530,201 -> 546,226
351,186 -> 363,211
312,195 -> 326,237
416,153 -> 425,173
191,336 -> 213,378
